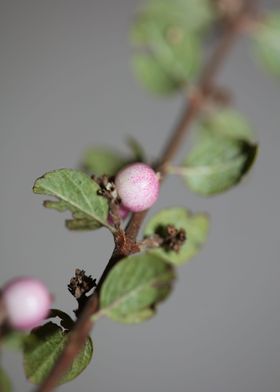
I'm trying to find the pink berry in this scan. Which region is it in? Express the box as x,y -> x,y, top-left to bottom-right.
2,277 -> 52,330
115,163 -> 160,212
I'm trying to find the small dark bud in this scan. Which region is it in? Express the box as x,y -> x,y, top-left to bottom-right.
68,269 -> 96,300
155,224 -> 187,253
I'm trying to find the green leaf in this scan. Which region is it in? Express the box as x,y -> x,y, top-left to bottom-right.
144,207 -> 209,265
33,169 -> 111,231
181,134 -> 258,196
1,331 -> 29,351
126,136 -> 146,162
253,12 -> 280,77
23,322 -> 93,385
133,54 -> 184,94
0,368 -> 12,392
132,0 -> 214,43
82,147 -> 127,177
201,109 -> 255,142
99,254 -> 175,323
131,2 -> 202,95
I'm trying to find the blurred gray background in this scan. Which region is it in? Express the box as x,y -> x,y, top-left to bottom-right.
1,0 -> 279,391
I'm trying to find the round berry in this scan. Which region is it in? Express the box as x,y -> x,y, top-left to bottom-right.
2,277 -> 52,330
115,163 -> 160,212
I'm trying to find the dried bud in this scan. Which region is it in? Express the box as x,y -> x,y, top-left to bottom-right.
155,224 -> 187,253
68,269 -> 96,300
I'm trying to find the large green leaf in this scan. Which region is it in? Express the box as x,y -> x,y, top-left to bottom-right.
144,207 -> 209,265
33,169 -> 111,231
181,134 -> 258,196
0,368 -> 12,392
99,254 -> 175,323
200,109 -> 255,142
82,147 -> 127,177
253,12 -> 280,77
23,322 -> 93,385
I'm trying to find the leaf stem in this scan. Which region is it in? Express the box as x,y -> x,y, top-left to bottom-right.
35,3 -> 255,391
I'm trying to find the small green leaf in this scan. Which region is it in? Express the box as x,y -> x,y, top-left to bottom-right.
2,331 -> 29,351
144,207 -> 209,265
23,322 -> 93,385
0,368 -> 12,392
181,134 -> 258,196
126,136 -> 146,162
33,169 -> 111,231
133,54 -> 184,94
131,2 -> 202,95
253,12 -> 280,77
99,254 -> 175,323
82,147 -> 127,177
132,0 -> 214,43
201,109 -> 255,142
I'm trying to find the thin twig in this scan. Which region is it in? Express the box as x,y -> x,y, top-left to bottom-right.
35,4 -> 253,391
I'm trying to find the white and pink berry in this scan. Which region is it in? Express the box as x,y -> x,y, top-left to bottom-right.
2,277 -> 52,330
115,163 -> 160,212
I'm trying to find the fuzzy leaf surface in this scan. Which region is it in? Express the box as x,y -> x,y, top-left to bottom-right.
23,322 -> 93,385
182,135 -> 258,195
33,169 -> 110,230
99,254 -> 175,323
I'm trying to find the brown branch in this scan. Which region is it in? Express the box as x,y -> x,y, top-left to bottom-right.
35,4 -> 254,392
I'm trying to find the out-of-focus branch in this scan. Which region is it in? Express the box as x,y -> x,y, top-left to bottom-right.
35,3 -> 255,391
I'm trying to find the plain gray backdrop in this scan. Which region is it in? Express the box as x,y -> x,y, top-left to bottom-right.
1,0 -> 280,391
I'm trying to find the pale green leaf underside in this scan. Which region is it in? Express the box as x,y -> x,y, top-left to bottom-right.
254,13 -> 280,76
144,207 -> 209,265
183,135 -> 258,195
23,322 -> 93,385
82,147 -> 127,176
99,254 -> 175,323
0,368 -> 12,392
33,169 -> 110,230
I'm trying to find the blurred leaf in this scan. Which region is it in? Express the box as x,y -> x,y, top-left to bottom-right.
132,1 -> 202,95
201,109 -> 255,142
1,331 -> 29,351
23,322 -> 93,385
253,12 -> 280,77
133,54 -> 184,94
0,368 -> 12,392
132,0 -> 214,43
82,147 -> 127,176
181,134 -> 258,195
99,254 -> 175,323
33,169 -> 111,231
144,207 -> 209,265
126,136 -> 146,162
